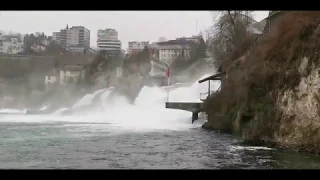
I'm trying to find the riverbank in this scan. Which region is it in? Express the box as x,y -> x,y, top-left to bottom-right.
203,11 -> 320,154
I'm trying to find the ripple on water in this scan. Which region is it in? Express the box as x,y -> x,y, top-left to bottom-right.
0,122 -> 320,169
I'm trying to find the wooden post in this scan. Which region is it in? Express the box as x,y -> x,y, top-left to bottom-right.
192,112 -> 199,124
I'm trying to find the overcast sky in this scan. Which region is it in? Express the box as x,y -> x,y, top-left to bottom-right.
0,11 -> 269,50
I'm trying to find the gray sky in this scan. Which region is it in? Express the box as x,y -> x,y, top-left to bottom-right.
0,11 -> 269,50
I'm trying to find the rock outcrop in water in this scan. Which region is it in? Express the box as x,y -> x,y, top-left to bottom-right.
203,11 -> 320,154
115,47 -> 151,103
75,47 -> 152,105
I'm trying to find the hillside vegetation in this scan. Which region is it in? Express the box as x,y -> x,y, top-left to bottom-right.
203,11 -> 320,153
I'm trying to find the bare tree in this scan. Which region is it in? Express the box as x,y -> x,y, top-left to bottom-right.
158,37 -> 167,42
208,11 -> 256,70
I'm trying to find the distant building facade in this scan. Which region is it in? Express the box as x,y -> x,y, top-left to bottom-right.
52,32 -> 60,43
0,35 -> 24,54
44,55 -> 91,87
97,29 -> 122,56
157,39 -> 194,66
45,66 -> 83,86
176,36 -> 200,43
67,26 -> 90,49
59,27 -> 68,49
45,68 -> 59,87
59,65 -> 83,84
128,41 -> 149,54
54,25 -> 90,54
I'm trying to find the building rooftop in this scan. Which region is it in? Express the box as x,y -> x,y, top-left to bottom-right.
0,35 -> 22,42
157,39 -> 195,46
98,28 -> 117,32
176,35 -> 200,40
129,41 -> 149,43
71,26 -> 88,30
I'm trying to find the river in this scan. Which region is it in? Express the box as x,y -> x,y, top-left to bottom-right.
1,76 -> 320,169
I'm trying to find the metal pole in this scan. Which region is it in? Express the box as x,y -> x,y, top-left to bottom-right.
167,67 -> 170,102
167,77 -> 169,102
196,18 -> 198,35
208,80 -> 211,97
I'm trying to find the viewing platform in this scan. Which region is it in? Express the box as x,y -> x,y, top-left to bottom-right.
165,72 -> 225,123
165,102 -> 203,123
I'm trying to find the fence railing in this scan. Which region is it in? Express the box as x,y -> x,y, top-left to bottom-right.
199,85 -> 222,101
200,91 -> 215,101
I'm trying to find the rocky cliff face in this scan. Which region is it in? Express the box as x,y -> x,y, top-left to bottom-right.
203,11 -> 320,153
276,57 -> 320,152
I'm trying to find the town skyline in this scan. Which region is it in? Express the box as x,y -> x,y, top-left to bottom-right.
0,11 -> 269,50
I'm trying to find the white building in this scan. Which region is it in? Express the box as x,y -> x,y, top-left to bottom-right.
68,26 -> 90,49
57,25 -> 90,52
0,35 -> 24,54
157,39 -> 193,66
59,27 -> 68,49
59,65 -> 83,84
52,32 -> 60,43
128,41 -> 149,54
68,45 -> 86,54
98,28 -> 118,40
45,56 -> 90,87
45,68 -> 59,88
45,75 -> 58,86
97,29 -> 122,56
44,66 -> 83,87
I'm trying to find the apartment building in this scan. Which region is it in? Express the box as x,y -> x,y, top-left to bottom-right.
97,29 -> 122,56
52,32 -> 60,43
56,25 -> 90,53
59,26 -> 68,49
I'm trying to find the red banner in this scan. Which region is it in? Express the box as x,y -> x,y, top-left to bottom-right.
167,67 -> 170,77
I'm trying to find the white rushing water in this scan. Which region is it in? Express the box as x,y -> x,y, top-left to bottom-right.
0,74 -> 221,132
0,108 -> 26,114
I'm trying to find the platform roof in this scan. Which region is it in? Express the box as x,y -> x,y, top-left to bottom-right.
198,72 -> 225,83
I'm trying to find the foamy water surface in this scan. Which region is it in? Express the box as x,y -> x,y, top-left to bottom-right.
0,75 -> 320,169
